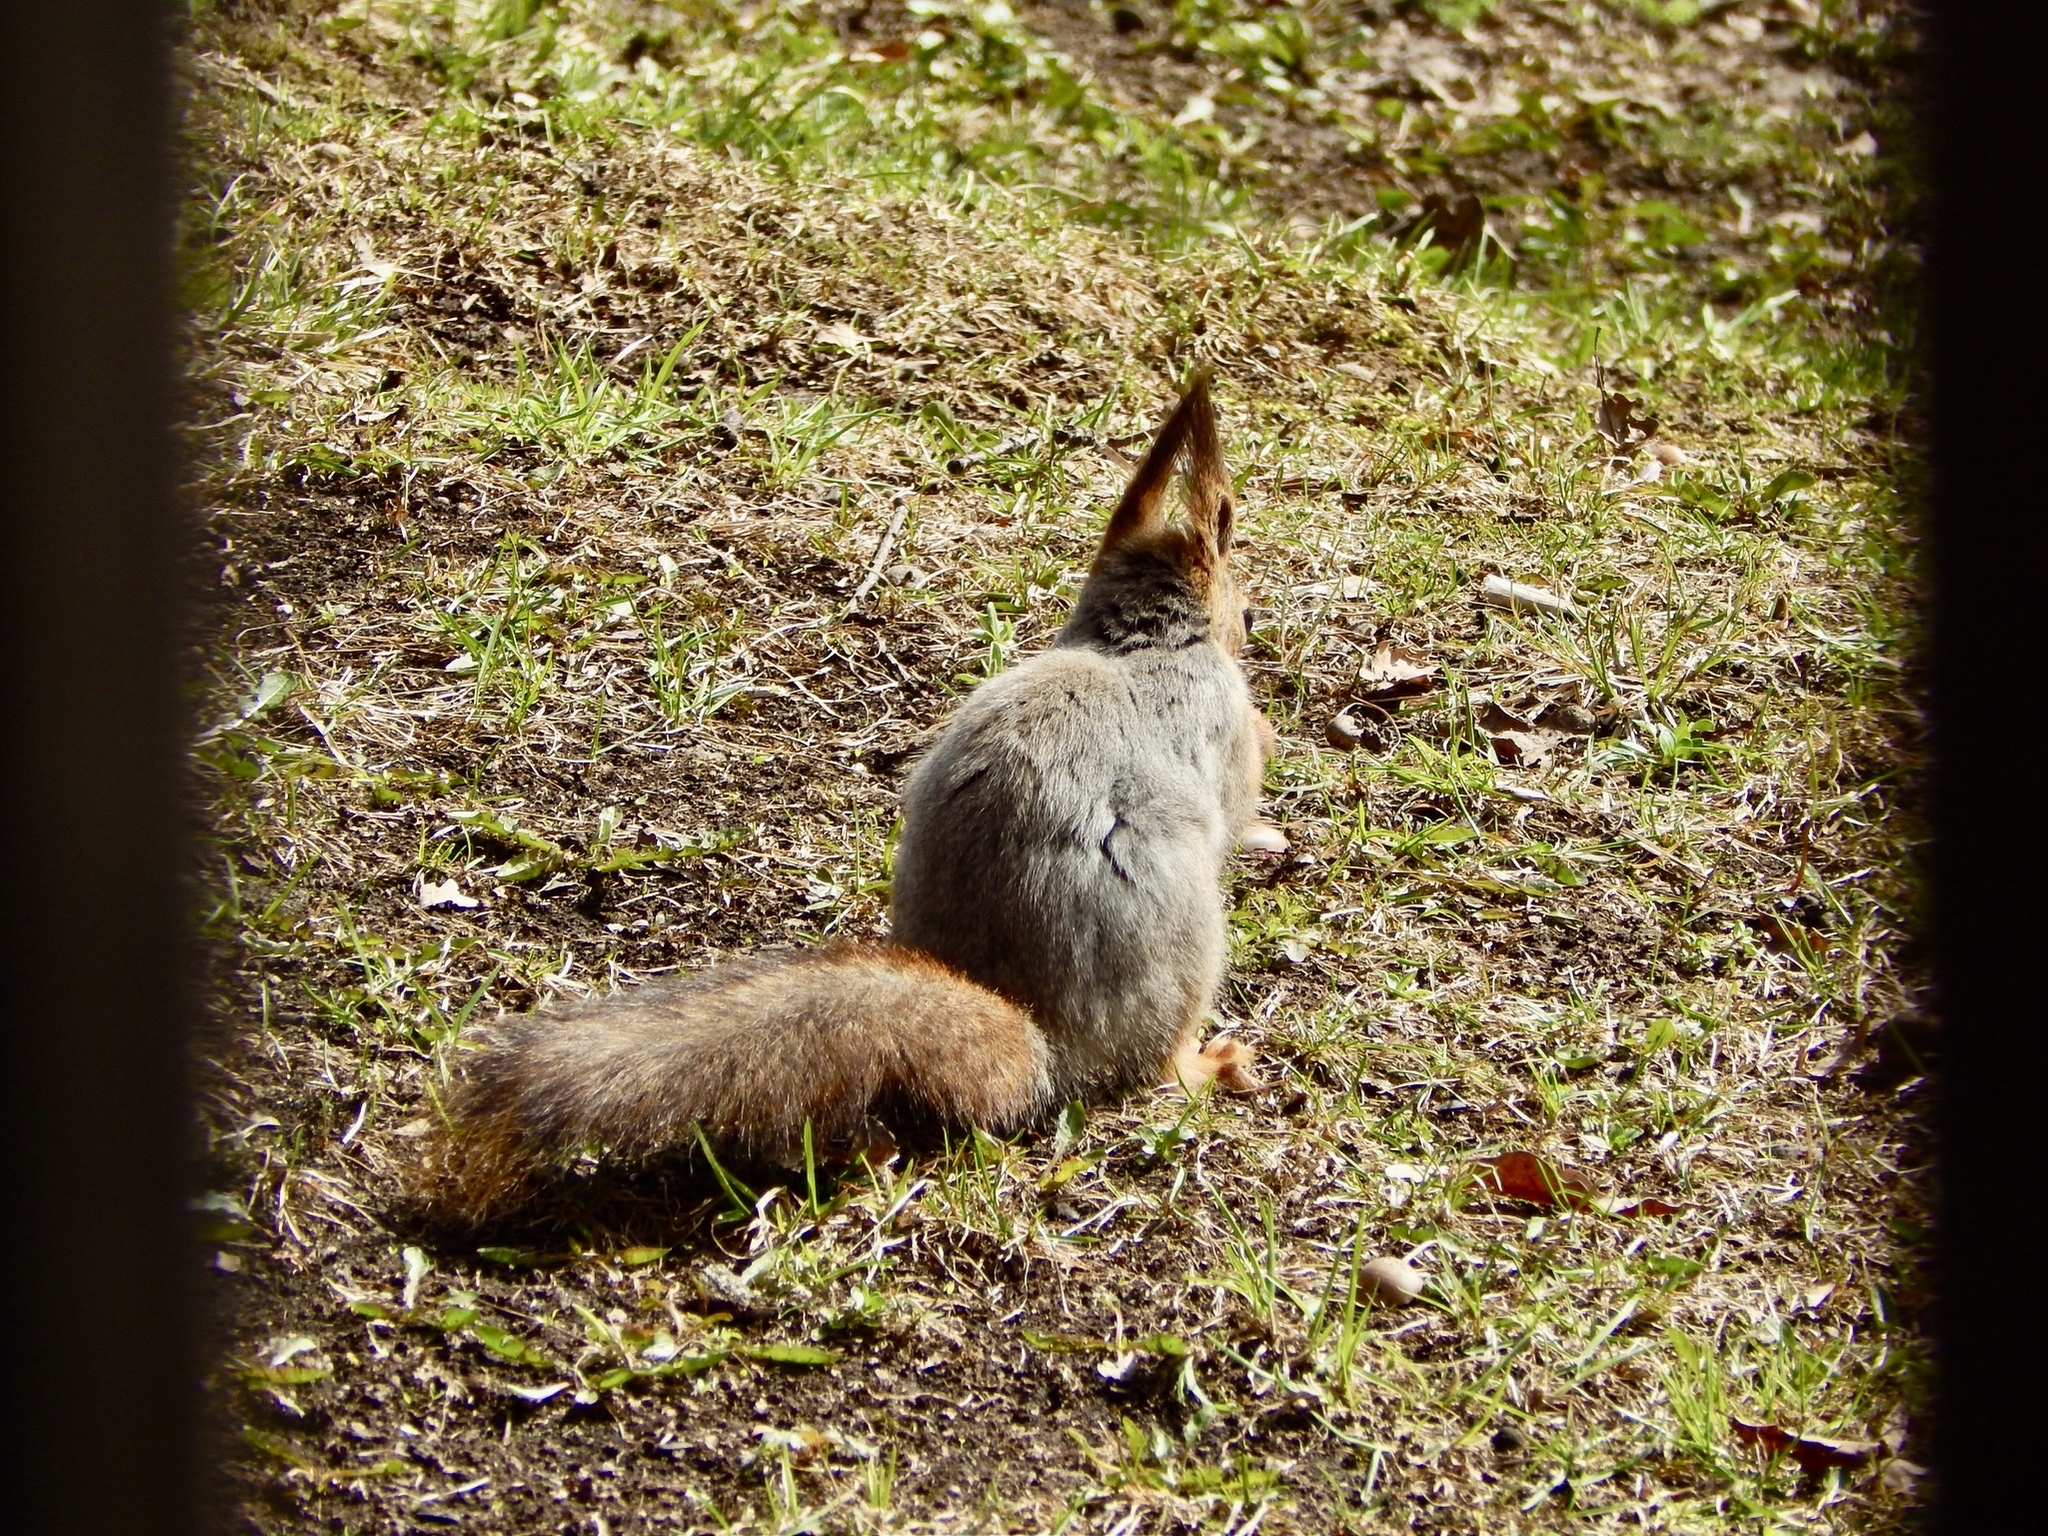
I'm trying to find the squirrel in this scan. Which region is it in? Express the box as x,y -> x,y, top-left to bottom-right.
422,375 -> 1274,1218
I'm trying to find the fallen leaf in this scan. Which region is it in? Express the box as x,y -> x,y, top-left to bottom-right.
1358,642 -> 1439,703
1476,702 -> 1570,769
418,877 -> 479,910
1731,1419 -> 1879,1474
1798,1282 -> 1837,1312
1475,1151 -> 1599,1209
1539,700 -> 1600,735
1490,729 -> 1558,768
813,321 -> 870,351
1595,392 -> 1656,453
1473,1151 -> 1683,1218
1755,911 -> 1831,954
1595,1196 -> 1689,1218
238,671 -> 297,724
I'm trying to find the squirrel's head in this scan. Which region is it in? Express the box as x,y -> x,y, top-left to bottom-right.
1089,371 -> 1249,656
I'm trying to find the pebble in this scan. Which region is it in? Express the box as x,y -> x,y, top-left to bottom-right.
1358,1256 -> 1427,1306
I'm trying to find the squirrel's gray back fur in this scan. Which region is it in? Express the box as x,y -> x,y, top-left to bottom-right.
893,540 -> 1262,1100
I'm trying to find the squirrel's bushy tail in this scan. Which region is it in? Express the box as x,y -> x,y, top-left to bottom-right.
419,943 -> 1053,1221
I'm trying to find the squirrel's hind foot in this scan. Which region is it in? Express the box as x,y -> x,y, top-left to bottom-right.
1164,1034 -> 1260,1094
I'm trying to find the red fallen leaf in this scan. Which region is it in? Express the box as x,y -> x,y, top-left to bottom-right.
1358,642 -> 1438,703
1755,912 -> 1831,954
1731,1419 -> 1879,1474
1474,1153 -> 1686,1218
1474,1151 -> 1598,1210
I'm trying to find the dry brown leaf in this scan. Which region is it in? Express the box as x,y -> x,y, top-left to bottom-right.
1539,700 -> 1600,735
814,321 -> 871,351
1595,392 -> 1656,453
1358,642 -> 1438,703
1488,729 -> 1557,768
1474,1151 -> 1598,1209
1476,701 -> 1569,769
1473,1151 -> 1684,1218
1755,910 -> 1831,954
1731,1420 -> 1879,1474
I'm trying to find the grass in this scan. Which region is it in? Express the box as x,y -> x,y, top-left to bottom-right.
185,0 -> 1925,1530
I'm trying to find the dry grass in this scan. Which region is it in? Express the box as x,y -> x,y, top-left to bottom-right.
183,1 -> 1927,1530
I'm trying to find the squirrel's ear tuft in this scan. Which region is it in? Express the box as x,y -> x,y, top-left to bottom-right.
1101,372 -> 1214,553
1183,375 -> 1232,561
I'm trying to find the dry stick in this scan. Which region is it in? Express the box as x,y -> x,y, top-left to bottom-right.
1784,824 -> 1815,897
845,498 -> 911,611
1478,573 -> 1578,620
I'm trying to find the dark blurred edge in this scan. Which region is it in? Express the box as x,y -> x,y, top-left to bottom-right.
1927,2 -> 2048,1531
0,2 -> 2040,1533
0,3 -> 194,1534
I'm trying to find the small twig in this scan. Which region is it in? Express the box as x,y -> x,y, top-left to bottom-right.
845,498 -> 910,611
1479,573 -> 1578,620
1784,824 -> 1815,897
945,432 -> 1033,476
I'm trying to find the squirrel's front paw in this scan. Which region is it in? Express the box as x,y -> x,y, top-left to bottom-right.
1166,1035 -> 1260,1094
